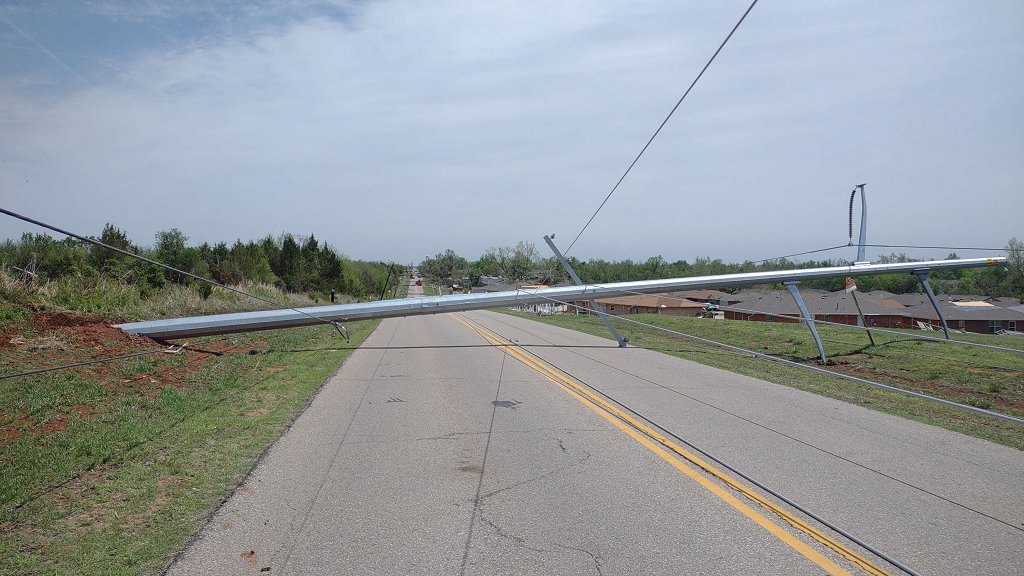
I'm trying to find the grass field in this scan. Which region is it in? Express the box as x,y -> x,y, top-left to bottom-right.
0,271 -> 383,575
503,310 -> 1024,450
419,283 -> 449,296
0,320 -> 376,575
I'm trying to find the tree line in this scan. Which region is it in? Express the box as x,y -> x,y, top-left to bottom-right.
1,225 -> 400,301
5,227 -> 1019,302
420,238 -> 1024,298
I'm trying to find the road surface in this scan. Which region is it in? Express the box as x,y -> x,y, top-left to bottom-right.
166,308 -> 1024,575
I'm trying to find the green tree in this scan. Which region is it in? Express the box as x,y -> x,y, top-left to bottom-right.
486,241 -> 538,282
1004,237 -> 1024,298
421,249 -> 468,284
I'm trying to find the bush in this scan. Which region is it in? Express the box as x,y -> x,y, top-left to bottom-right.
195,282 -> 214,300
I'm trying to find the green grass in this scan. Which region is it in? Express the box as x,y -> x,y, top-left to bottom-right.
418,282 -> 455,296
0,270 -> 355,324
502,310 -> 1024,450
0,321 -> 378,575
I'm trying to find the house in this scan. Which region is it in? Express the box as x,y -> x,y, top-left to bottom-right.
670,289 -> 734,305
989,296 -> 1023,308
470,282 -> 521,294
572,293 -> 708,316
905,300 -> 1024,333
722,290 -> 1024,334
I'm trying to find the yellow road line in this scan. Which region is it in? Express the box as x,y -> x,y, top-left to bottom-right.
453,313 -> 889,576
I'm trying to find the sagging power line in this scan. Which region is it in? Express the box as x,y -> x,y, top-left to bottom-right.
559,282 -> 1024,356
457,313 -> 922,576
0,343 -> 188,382
0,207 -> 352,340
564,0 -> 760,254
518,290 -> 1024,425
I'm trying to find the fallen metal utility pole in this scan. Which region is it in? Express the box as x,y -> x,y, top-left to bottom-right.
116,257 -> 1005,340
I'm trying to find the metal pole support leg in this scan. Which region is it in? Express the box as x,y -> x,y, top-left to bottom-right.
915,272 -> 950,339
543,235 -> 628,347
785,281 -> 827,364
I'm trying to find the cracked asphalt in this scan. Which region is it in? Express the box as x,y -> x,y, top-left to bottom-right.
166,310 -> 1024,575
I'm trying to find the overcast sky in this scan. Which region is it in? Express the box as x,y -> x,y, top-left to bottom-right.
2,1 -> 1022,265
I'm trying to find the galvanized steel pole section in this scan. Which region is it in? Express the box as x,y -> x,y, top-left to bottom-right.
916,272 -> 951,339
115,257 -> 1005,340
785,282 -> 827,363
544,234 -> 627,347
855,183 -> 868,263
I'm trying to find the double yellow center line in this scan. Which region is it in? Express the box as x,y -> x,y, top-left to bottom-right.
452,313 -> 889,576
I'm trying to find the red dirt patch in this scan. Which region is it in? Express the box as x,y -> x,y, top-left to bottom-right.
826,361 -> 1024,412
1,425 -> 22,446
37,419 -> 67,434
3,310 -> 150,357
1,310 -> 262,443
2,413 -> 32,447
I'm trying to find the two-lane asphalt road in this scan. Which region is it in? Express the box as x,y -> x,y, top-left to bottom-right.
167,309 -> 1024,575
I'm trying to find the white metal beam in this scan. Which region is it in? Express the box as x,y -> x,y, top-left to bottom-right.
115,257 -> 1005,339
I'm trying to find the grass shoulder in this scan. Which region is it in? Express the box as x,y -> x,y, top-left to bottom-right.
0,305 -> 377,574
500,309 -> 1024,450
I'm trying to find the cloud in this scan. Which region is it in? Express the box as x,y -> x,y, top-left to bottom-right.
2,1 -> 1022,263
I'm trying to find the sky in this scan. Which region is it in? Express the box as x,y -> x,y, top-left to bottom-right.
1,0 -> 1022,266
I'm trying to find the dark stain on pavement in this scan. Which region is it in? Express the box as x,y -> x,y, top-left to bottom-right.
241,550 -> 257,568
492,400 -> 521,409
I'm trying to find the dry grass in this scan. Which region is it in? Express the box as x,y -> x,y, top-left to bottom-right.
1,269 -> 355,324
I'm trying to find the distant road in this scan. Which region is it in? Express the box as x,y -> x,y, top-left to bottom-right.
408,276 -> 425,298
167,310 -> 1024,575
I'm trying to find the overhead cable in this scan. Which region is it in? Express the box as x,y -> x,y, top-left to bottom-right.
462,313 -> 922,576
479,311 -> 1024,535
748,241 -> 1016,267
713,301 -> 1024,356
864,244 -> 1014,253
0,207 -> 348,334
519,290 -> 1024,424
747,243 -> 849,265
564,0 -> 760,254
0,343 -> 187,381
559,280 -> 1024,355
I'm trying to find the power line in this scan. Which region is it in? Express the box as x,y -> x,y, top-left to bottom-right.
815,336 -> 1022,372
9,338 -> 256,514
674,242 -> 1011,269
0,207 -> 349,336
479,311 -> 1024,535
543,278 -> 1024,356
459,313 -> 922,575
266,343 -> 625,352
0,343 -> 187,381
747,243 -> 850,265
564,0 -> 760,254
864,244 -> 1013,253
518,290 -> 1024,424
748,242 -> 1015,267
702,301 -> 1024,355
0,333 -> 264,382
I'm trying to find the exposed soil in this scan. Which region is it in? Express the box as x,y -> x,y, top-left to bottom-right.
1,310 -> 257,445
2,310 -> 147,355
826,360 -> 1024,412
